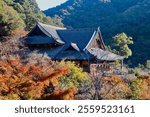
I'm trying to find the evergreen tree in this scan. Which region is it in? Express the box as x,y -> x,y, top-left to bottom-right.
113,33 -> 133,58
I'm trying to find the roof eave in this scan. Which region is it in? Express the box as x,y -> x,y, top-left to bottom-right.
37,22 -> 65,45
83,30 -> 97,51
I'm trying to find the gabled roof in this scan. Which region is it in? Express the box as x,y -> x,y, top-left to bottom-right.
25,22 -> 124,61
83,27 -> 106,51
26,22 -> 98,50
57,30 -> 95,50
26,22 -> 65,45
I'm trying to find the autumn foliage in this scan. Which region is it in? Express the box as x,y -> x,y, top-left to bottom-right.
130,75 -> 150,100
99,74 -> 150,100
43,87 -> 77,100
0,56 -> 77,100
0,55 -> 150,100
100,76 -> 131,99
11,29 -> 28,37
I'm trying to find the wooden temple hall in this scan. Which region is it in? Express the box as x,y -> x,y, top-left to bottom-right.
24,22 -> 124,73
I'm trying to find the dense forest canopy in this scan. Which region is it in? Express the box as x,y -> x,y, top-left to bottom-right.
0,0 -> 63,37
44,0 -> 150,66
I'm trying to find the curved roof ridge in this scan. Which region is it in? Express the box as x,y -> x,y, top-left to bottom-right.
83,30 -> 96,51
71,42 -> 80,51
98,27 -> 106,50
37,22 -> 65,44
37,22 -> 66,30
37,23 -> 53,37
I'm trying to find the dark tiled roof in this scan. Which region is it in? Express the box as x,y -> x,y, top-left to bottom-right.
38,46 -> 94,60
38,46 -> 64,59
55,51 -> 94,60
57,30 -> 95,50
25,22 -> 124,61
25,36 -> 54,44
26,22 -> 65,45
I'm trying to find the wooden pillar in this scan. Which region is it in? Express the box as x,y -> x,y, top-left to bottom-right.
121,60 -> 123,70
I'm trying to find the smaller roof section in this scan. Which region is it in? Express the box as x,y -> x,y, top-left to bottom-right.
88,48 -> 124,61
65,42 -> 81,51
70,43 -> 80,51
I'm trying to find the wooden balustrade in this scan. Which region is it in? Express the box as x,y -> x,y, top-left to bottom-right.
90,62 -> 116,75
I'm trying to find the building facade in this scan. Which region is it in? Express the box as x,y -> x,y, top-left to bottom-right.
24,22 -> 124,73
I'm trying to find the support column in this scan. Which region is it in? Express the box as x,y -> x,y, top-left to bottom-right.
121,60 -> 123,70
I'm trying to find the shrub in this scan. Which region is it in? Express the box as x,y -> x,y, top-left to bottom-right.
57,61 -> 89,89
130,79 -> 144,99
128,68 -> 141,77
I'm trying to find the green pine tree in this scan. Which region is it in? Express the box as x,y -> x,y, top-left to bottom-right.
113,33 -> 133,58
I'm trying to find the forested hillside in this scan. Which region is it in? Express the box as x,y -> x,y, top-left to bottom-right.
0,0 -> 63,38
0,0 -> 150,100
44,0 -> 150,66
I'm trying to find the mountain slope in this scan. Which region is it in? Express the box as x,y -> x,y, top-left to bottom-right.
0,0 -> 25,36
0,0 -> 63,37
44,0 -> 150,65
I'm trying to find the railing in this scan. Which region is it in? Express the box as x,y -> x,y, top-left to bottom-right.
90,63 -> 124,77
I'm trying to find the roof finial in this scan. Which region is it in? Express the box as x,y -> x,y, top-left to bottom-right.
97,26 -> 101,32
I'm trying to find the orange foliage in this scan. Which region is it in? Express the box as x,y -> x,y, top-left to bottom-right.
138,75 -> 150,99
43,87 -> 77,100
0,57 -> 76,100
11,29 -> 28,37
100,76 -> 131,99
100,74 -> 150,100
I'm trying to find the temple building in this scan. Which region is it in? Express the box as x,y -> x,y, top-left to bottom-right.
24,22 -> 124,73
